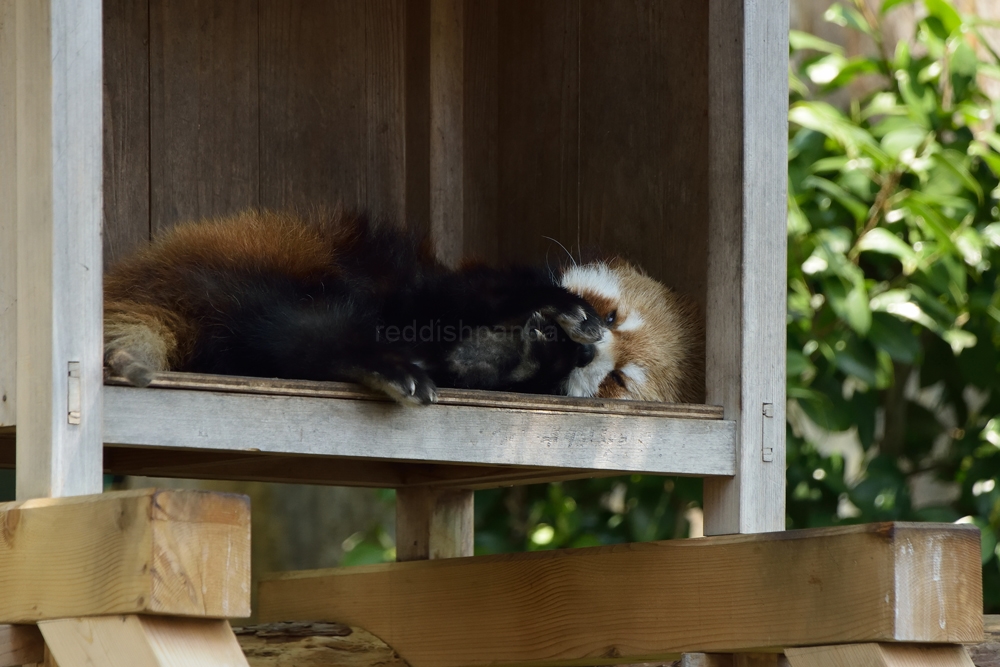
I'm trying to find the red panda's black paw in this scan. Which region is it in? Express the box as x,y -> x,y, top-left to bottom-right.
354,360 -> 439,406
545,303 -> 605,345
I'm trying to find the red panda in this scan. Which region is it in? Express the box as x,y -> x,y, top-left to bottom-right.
561,259 -> 705,404
104,209 -> 604,404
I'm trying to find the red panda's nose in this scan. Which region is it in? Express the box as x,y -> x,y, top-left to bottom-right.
576,343 -> 596,368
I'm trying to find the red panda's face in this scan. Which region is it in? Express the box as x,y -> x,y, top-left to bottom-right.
561,260 -> 703,404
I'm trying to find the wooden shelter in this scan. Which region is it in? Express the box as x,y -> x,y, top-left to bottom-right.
0,1 -> 984,665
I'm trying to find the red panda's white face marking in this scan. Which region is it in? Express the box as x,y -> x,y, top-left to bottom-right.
561,260 -> 704,404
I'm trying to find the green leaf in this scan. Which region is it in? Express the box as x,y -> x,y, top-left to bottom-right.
880,124 -> 928,159
844,283 -> 873,336
802,175 -> 870,223
881,0 -> 914,14
868,313 -> 920,363
823,57 -> 882,91
924,0 -> 963,36
789,30 -> 845,55
824,3 -> 872,34
856,228 -> 918,274
806,54 -> 849,86
789,101 -> 890,164
983,222 -> 1000,248
943,328 -> 978,354
787,349 -> 815,378
932,150 -> 985,203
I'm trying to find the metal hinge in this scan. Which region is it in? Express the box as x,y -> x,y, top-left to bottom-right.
761,402 -> 774,462
67,361 -> 81,425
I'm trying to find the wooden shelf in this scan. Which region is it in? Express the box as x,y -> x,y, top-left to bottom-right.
1,372 -> 735,489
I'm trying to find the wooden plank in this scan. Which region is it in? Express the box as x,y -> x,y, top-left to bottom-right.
41,616 -> 249,667
577,0 -> 710,308
103,385 -> 737,477
149,0 -> 258,232
105,372 -> 724,419
259,524 -> 983,667
785,644 -> 974,667
15,0 -> 103,499
103,0 -> 151,265
404,0 -> 431,237
0,624 -> 44,667
258,1 -> 410,222
494,0 -> 579,267
429,0 -> 463,265
702,0 -> 788,535
396,488 -> 473,560
0,488 -> 250,623
235,622 -> 410,667
0,0 -> 16,427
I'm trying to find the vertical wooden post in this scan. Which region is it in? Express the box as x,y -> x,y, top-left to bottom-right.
0,0 -> 16,428
703,0 -> 788,535
396,487 -> 474,561
14,0 -> 103,500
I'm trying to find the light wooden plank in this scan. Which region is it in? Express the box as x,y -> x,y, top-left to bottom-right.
702,0 -> 788,535
105,372 -> 724,419
41,616 -> 248,667
429,0 -> 463,265
968,615 -> 1000,667
0,624 -> 44,667
0,0 -> 15,429
103,0 -> 150,265
396,488 -> 473,561
235,622 -> 410,667
103,385 -> 737,477
15,0 -> 103,499
258,523 -> 983,667
0,488 -> 250,623
785,644 -> 974,667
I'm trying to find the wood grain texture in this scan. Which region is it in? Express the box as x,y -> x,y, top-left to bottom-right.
785,644 -> 974,667
0,0 -> 16,427
235,622 -> 411,667
41,616 -> 249,667
702,0 -> 789,535
396,487 -> 473,560
0,624 -> 44,667
149,0 -> 258,233
103,384 -> 737,477
259,524 -> 983,667
0,488 -> 251,623
103,0 -> 150,265
105,372 -> 724,419
258,1 -> 409,221
15,0 -> 103,500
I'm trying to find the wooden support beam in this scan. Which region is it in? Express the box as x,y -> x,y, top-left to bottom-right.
396,488 -> 473,561
785,644 -> 974,667
0,0 -> 16,429
0,488 -> 250,623
14,0 -> 103,499
703,0 -> 788,534
40,616 -> 248,667
968,614 -> 1000,667
258,523 -> 982,667
0,624 -> 44,667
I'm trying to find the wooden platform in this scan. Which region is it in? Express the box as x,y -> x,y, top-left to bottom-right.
0,373 -> 735,489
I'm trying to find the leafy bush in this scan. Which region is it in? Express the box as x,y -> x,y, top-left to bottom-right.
473,0 -> 1000,612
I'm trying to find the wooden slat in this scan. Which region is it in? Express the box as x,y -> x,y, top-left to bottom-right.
103,384 -> 737,477
15,0 -> 103,499
0,0 -> 16,427
702,0 -> 788,535
103,0 -> 150,265
105,372 -> 724,419
41,616 -> 249,667
149,0 -> 258,232
0,624 -> 44,667
258,1 -> 409,221
396,488 -> 473,561
258,523 -> 983,667
785,644 -> 975,667
0,488 -> 250,623
429,0 -> 463,265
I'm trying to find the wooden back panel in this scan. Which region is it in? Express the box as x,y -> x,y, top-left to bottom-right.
103,0 -> 709,310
